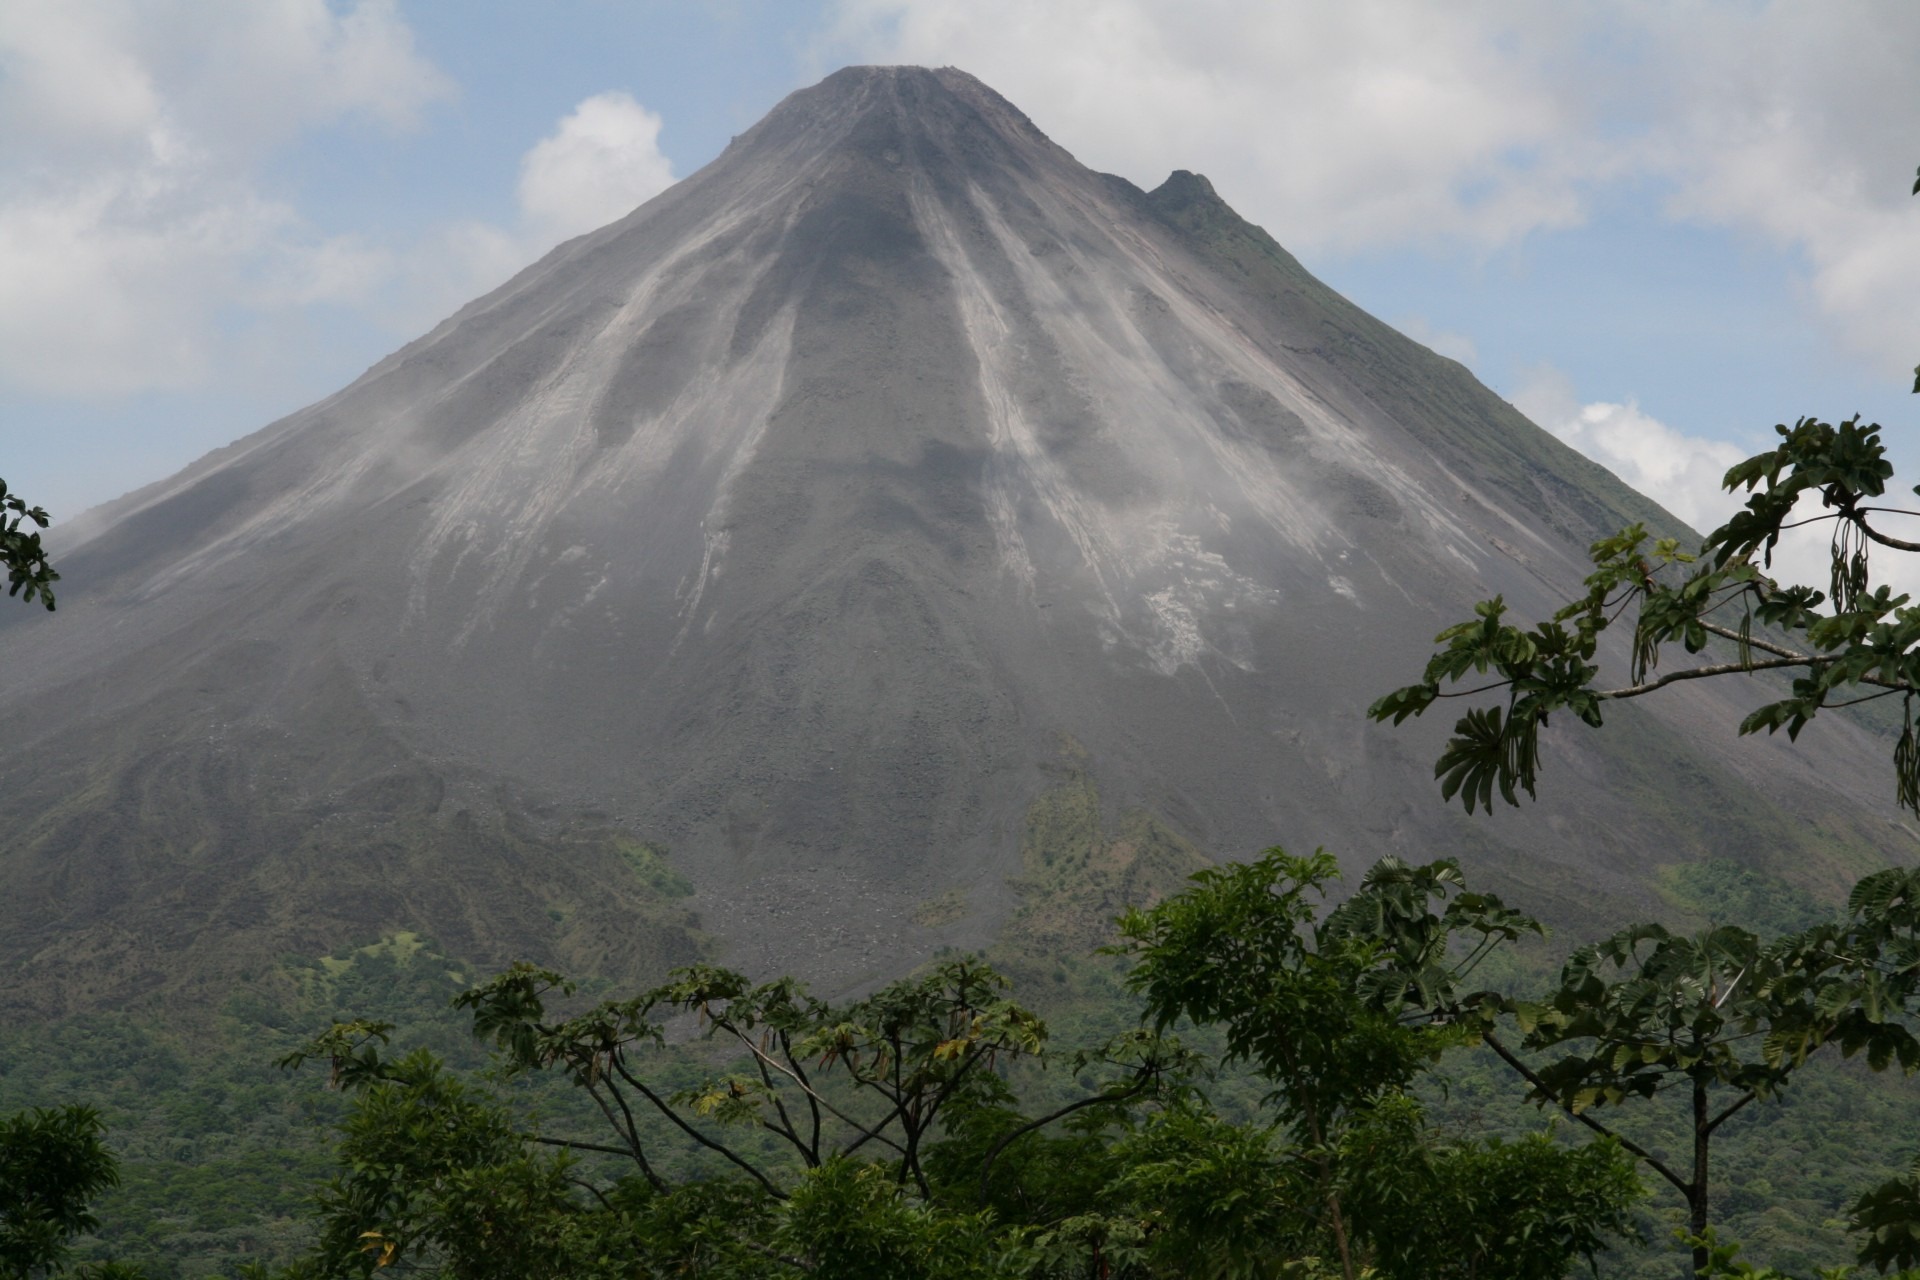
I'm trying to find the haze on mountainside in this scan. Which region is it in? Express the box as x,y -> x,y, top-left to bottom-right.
0,66 -> 1904,1013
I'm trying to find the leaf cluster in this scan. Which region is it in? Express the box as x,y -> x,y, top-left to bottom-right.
0,478 -> 56,612
1371,414 -> 1920,815
0,1105 -> 122,1280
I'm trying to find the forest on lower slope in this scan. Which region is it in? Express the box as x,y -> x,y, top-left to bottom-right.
12,827 -> 1920,1280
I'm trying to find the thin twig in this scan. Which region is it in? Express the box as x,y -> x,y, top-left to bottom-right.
1434,680 -> 1514,700
609,1058 -> 788,1200
1696,620 -> 1809,662
566,1174 -> 616,1212
782,1030 -> 824,1163
531,1134 -> 643,1159
1699,619 -> 1915,691
738,1035 -> 908,1159
1826,687 -> 1907,709
1778,513 -> 1843,531
977,1081 -> 1153,1206
736,1028 -> 808,1162
1482,1033 -> 1692,1197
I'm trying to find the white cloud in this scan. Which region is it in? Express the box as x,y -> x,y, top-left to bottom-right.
372,221 -> 529,338
827,0 -> 1601,252
1511,363 -> 1920,600
1512,364 -> 1746,535
0,3 -> 682,398
518,92 -> 677,245
0,0 -> 449,158
368,96 -> 680,338
1640,4 -> 1920,381
828,0 -> 1920,378
0,178 -> 276,394
0,0 -> 452,397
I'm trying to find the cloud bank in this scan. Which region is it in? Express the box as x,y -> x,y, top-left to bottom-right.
1511,364 -> 1747,536
0,1 -> 676,399
829,0 -> 1920,381
0,0 -> 447,396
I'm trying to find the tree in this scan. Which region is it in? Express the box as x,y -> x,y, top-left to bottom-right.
0,1106 -> 120,1280
268,918 -> 1651,1279
0,479 -> 56,611
1115,850 -> 1419,1280
266,1037 -> 597,1280
450,955 -> 1182,1206
274,957 -> 1192,1278
1368,165 -> 1920,1278
1483,920 -> 1899,1280
1370,168 -> 1920,818
1115,848 -> 1641,1280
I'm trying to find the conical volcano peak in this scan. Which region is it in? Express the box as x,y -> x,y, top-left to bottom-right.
719,64 -> 1067,180
0,64 -> 1899,1015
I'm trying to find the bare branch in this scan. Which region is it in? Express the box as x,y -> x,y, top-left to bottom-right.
1483,1033 -> 1692,1197
1695,621 -> 1811,663
977,1079 -> 1153,1206
566,1174 -> 616,1213
1855,519 -> 1920,554
583,1079 -> 665,1192
1600,656 -> 1809,699
608,1058 -> 789,1200
736,1034 -> 908,1160
530,1134 -> 644,1159
1704,1090 -> 1760,1136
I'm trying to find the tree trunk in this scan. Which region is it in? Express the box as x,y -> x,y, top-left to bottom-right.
1300,1095 -> 1355,1280
1689,1077 -> 1710,1279
1327,1193 -> 1356,1280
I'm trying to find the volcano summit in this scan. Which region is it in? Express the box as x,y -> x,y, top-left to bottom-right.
0,66 -> 1901,1010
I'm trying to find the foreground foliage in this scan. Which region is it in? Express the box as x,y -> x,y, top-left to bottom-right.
203,848 -> 1920,1280
236,859 -> 1646,1280
0,477 -> 56,612
13,855 -> 1920,1277
0,1105 -> 127,1279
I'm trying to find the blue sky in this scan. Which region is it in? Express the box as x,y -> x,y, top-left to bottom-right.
3,0 -> 1917,552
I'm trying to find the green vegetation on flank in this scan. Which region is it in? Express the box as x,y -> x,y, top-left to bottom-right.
0,741 -> 1916,1279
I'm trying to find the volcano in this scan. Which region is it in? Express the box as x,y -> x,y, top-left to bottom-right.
1,66 -> 1903,1012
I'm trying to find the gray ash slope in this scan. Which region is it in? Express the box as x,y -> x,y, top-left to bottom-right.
0,66 -> 1904,1012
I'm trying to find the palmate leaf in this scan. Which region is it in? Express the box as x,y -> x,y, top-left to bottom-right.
1852,1163 -> 1920,1272
1738,697 -> 1816,742
1435,704 -> 1538,814
1848,867 -> 1920,927
1368,681 -> 1438,726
